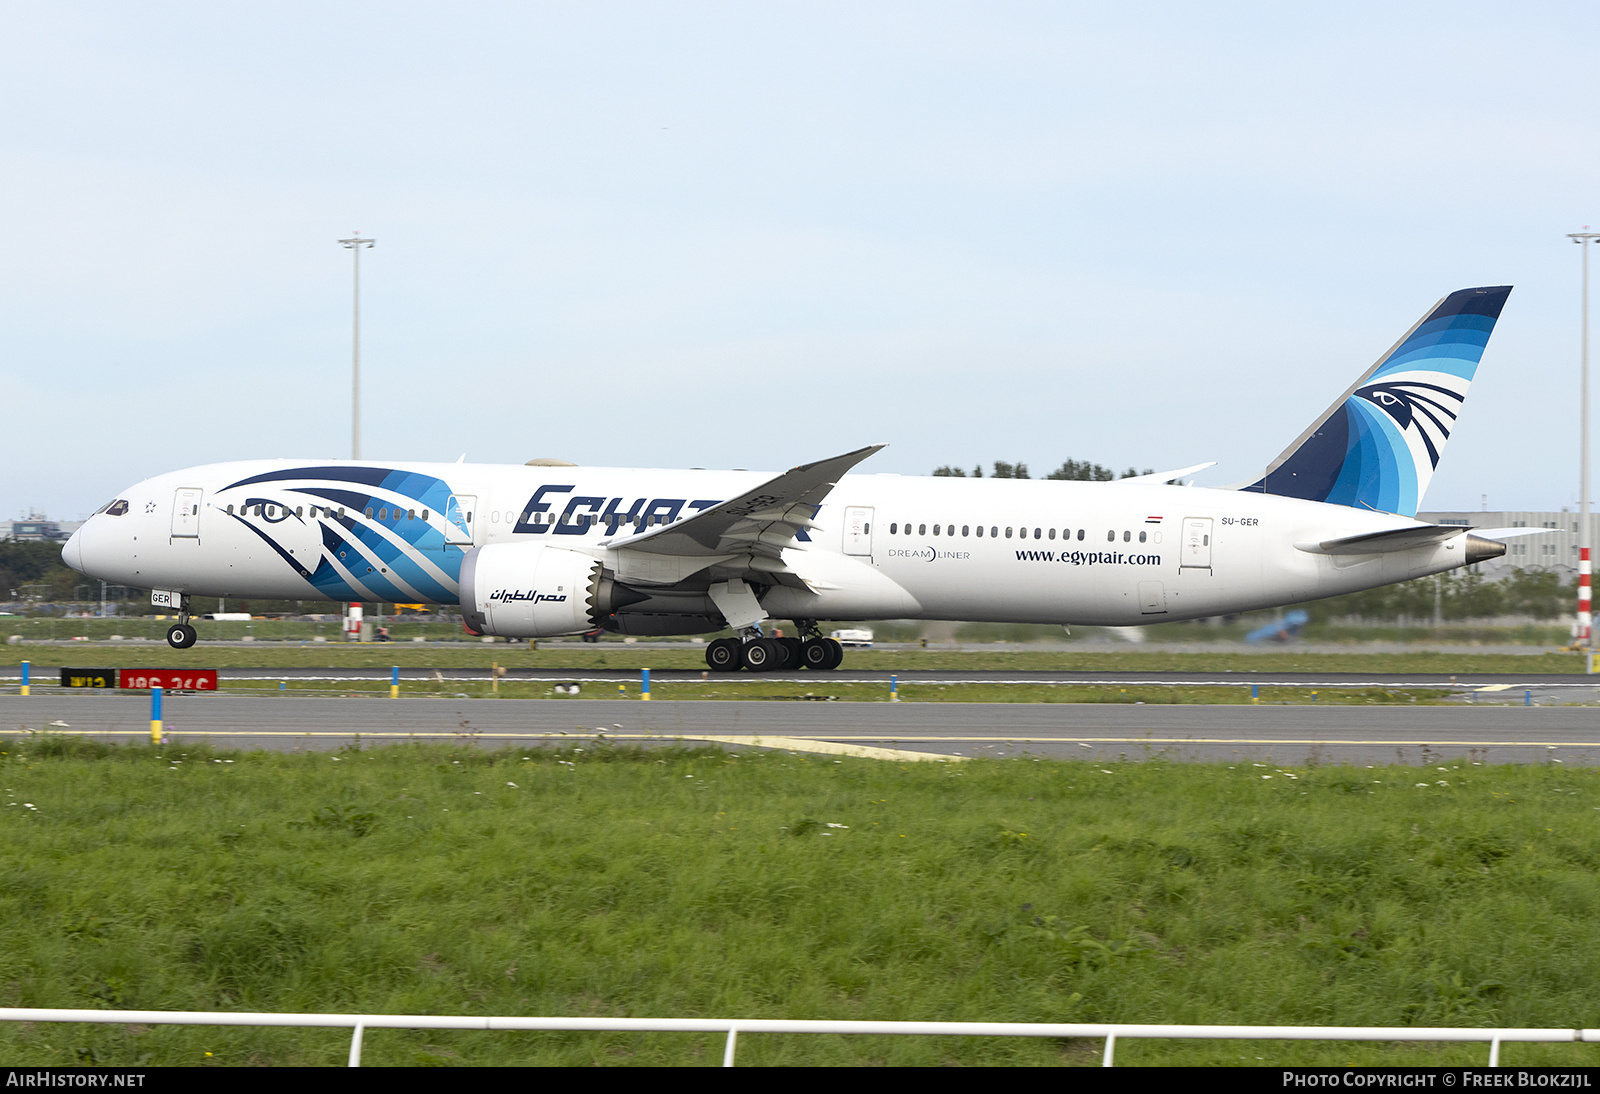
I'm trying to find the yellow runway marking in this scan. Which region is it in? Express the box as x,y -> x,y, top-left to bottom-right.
6,729 -> 1600,752
0,729 -> 960,762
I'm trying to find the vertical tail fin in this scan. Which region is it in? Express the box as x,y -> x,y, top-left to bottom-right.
1242,286 -> 1511,517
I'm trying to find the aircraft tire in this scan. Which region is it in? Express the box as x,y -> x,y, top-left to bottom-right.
799,639 -> 832,670
167,624 -> 197,650
820,638 -> 844,670
706,638 -> 741,672
776,637 -> 801,668
741,638 -> 780,672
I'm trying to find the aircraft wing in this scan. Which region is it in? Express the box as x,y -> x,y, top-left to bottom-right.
603,444 -> 886,564
1116,462 -> 1216,484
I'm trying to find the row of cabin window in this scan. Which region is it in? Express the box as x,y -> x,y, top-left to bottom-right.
225,503 -> 430,522
888,522 -> 1151,543
486,512 -> 676,527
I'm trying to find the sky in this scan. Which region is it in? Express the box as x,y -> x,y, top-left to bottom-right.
3,1 -> 1598,520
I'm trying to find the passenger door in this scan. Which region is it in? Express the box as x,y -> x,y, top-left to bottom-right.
843,506 -> 874,557
1180,517 -> 1213,573
445,495 -> 477,545
171,488 -> 203,538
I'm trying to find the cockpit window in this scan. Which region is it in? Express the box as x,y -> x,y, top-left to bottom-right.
104,500 -> 129,517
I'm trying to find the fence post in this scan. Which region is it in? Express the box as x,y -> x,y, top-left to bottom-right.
890,675 -> 899,703
348,1022 -> 364,1066
1102,1030 -> 1116,1066
391,666 -> 400,700
1251,684 -> 1258,703
19,660 -> 27,697
150,687 -> 163,745
641,668 -> 651,701
1489,1035 -> 1500,1067
723,1025 -> 737,1066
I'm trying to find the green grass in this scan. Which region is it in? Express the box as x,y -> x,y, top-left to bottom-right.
5,646 -> 1591,675
2,740 -> 1599,1066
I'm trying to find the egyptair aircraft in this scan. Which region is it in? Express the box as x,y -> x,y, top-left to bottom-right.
62,286 -> 1513,671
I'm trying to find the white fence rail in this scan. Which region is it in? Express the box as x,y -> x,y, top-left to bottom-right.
1,1008 -> 1595,1066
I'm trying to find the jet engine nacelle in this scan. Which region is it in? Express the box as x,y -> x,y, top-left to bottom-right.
459,543 -> 641,637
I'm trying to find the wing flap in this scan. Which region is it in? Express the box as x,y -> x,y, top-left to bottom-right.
604,444 -> 886,565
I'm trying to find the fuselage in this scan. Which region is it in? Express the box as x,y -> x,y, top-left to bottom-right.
62,458 -> 1478,629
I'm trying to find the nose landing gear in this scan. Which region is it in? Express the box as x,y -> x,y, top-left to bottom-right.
165,594 -> 197,649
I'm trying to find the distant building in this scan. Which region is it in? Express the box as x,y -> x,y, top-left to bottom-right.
1419,510 -> 1594,583
0,518 -> 81,543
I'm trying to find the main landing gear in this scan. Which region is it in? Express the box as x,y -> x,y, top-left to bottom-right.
705,631 -> 844,673
166,594 -> 197,649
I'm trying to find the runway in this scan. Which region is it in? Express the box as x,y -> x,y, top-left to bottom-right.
5,693 -> 1599,765
8,666 -> 1600,705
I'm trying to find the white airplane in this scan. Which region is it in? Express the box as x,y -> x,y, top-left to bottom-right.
63,286 -> 1512,671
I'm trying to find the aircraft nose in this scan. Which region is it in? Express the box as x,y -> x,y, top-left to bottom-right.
61,526 -> 85,573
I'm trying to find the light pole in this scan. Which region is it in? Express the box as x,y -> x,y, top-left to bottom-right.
1570,229 -> 1599,672
338,232 -> 375,460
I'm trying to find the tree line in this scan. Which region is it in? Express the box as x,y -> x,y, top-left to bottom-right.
1305,567 -> 1570,623
933,460 -> 1156,480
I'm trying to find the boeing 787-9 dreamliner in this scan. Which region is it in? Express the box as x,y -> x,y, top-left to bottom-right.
63,286 -> 1514,672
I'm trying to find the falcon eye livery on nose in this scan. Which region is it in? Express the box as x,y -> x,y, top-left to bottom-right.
63,286 -> 1514,671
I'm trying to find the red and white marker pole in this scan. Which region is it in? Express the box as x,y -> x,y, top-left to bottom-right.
1582,548 -> 1594,673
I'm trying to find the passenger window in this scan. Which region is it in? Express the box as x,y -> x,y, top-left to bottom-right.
226,505 -> 235,515
962,525 -> 969,536
1123,530 -> 1130,542
919,524 -> 926,535
1106,530 -> 1113,541
1005,527 -> 1013,538
946,525 -> 953,536
296,507 -> 303,517
991,526 -> 998,537
890,523 -> 898,534
339,508 -> 347,518
1139,530 -> 1147,543
975,526 -> 984,537
379,508 -> 388,520
1034,528 -> 1041,539
421,509 -> 429,521
1077,529 -> 1084,541
932,524 -> 940,536
408,509 -> 416,520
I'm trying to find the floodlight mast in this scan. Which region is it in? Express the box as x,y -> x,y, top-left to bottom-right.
1571,229 -> 1599,673
339,233 -> 375,460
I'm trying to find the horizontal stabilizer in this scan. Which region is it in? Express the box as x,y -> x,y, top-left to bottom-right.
1296,524 -> 1506,564
1466,527 -> 1543,541
1297,525 -> 1462,555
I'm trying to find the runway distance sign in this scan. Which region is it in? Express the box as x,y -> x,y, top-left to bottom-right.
116,670 -> 218,691
60,668 -> 116,688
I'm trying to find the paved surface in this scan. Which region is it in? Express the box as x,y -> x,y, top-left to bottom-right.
5,694 -> 1600,765
9,664 -> 1600,686
8,666 -> 1600,706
